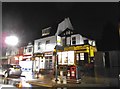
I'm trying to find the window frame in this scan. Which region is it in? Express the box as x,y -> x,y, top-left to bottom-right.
37,42 -> 41,50
46,40 -> 50,45
72,36 -> 76,45
27,47 -> 32,52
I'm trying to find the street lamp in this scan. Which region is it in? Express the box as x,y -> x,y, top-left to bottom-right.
5,35 -> 19,46
5,35 -> 19,64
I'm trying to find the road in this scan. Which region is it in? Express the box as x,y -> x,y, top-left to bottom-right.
0,72 -> 119,89
0,72 -> 34,89
0,76 -> 19,89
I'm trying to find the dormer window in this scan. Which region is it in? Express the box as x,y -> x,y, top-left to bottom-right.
42,27 -> 51,36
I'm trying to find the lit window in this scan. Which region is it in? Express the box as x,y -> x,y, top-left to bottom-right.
72,37 -> 76,45
80,53 -> 84,60
42,27 -> 51,36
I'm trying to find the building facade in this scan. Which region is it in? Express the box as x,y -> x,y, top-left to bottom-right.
33,17 -> 97,78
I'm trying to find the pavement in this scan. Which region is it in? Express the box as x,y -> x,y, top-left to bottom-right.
25,71 -> 119,88
0,71 -> 119,88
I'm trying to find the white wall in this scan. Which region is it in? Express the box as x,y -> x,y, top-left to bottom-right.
34,34 -> 96,54
34,36 -> 56,53
62,34 -> 84,45
71,34 -> 84,45
23,44 -> 33,55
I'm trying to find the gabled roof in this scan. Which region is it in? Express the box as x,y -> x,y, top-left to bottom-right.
37,17 -> 93,41
40,17 -> 74,38
55,17 -> 74,36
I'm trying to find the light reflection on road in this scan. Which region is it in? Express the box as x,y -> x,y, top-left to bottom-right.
0,72 -> 37,88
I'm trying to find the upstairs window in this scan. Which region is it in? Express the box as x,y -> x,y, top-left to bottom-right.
62,38 -> 65,46
28,47 -> 32,52
38,42 -> 41,50
84,40 -> 89,44
42,27 -> 51,36
72,37 -> 76,45
46,40 -> 50,45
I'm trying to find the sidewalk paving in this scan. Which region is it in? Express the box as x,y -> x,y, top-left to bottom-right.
26,73 -> 118,88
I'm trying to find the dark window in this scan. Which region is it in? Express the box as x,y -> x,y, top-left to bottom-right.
84,40 -> 89,44
45,56 -> 48,59
45,56 -> 52,59
72,37 -> 76,45
28,47 -> 32,52
49,56 -> 52,59
49,60 -> 52,62
62,38 -> 65,46
38,42 -> 41,50
46,40 -> 50,45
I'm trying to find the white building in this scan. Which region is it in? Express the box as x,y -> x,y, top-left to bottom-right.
18,42 -> 34,73
23,42 -> 33,60
33,17 -> 96,72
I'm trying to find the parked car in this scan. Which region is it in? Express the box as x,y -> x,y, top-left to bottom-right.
0,64 -> 22,78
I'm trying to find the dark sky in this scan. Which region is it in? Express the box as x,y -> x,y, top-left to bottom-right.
2,2 -> 119,50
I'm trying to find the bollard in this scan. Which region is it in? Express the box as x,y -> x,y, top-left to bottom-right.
63,76 -> 67,84
35,72 -> 39,78
67,70 -> 70,79
60,71 -> 64,83
18,82 -> 22,88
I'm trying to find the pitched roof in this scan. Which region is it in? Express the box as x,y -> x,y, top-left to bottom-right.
40,17 -> 74,38
55,17 -> 74,36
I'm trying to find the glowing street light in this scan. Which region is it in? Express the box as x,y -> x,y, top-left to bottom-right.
5,35 -> 19,46
4,35 -> 19,64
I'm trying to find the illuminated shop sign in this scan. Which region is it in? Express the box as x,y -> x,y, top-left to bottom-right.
64,45 -> 97,52
64,45 -> 89,51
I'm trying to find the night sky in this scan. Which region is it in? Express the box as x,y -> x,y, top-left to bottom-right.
2,2 -> 119,50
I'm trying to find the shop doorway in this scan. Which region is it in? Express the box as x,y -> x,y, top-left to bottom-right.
45,56 -> 53,69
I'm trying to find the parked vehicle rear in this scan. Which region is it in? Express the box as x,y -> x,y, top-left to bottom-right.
0,64 -> 22,78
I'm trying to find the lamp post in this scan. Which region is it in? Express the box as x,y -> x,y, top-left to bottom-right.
55,36 -> 59,82
5,35 -> 19,64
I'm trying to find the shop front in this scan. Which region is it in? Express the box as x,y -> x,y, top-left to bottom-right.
14,54 -> 33,73
57,44 -> 97,79
32,53 -> 44,72
44,52 -> 54,70
32,52 -> 54,73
